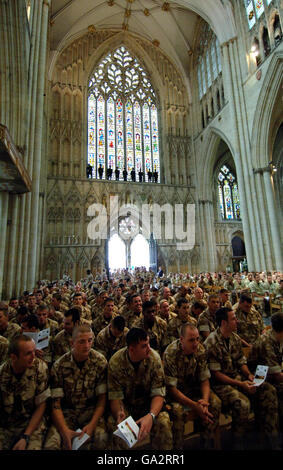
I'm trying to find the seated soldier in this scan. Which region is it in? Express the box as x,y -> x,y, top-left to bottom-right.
204,307 -> 280,450
35,304 -> 59,367
234,293 -> 264,347
91,290 -> 108,319
189,300 -> 206,321
10,306 -> 30,326
108,328 -> 173,450
167,298 -> 197,345
72,293 -> 92,322
132,300 -> 168,355
219,289 -> 233,310
163,323 -> 221,449
94,315 -> 129,361
44,325 -> 108,450
0,335 -> 50,450
248,312 -> 283,430
158,299 -> 177,323
27,293 -> 37,314
122,294 -> 143,329
92,297 -> 116,337
0,302 -> 21,341
197,294 -> 220,342
52,308 -> 81,362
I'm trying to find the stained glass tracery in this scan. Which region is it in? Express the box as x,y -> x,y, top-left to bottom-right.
88,46 -> 160,181
218,165 -> 241,220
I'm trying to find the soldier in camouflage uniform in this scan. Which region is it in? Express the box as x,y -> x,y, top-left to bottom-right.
204,307 -> 280,449
44,325 -> 108,450
0,302 -> 21,341
0,335 -> 50,450
219,289 -> 233,310
94,316 -> 128,361
122,294 -> 143,329
0,335 -> 9,365
108,328 -> 173,450
35,305 -> 59,367
234,293 -> 264,346
92,297 -> 116,336
197,294 -> 220,342
158,299 -> 177,323
91,290 -> 108,319
52,308 -> 81,362
163,323 -> 221,449
248,312 -> 283,427
72,293 -> 92,322
132,300 -> 168,355
167,298 -> 197,345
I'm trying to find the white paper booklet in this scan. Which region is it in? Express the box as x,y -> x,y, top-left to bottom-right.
72,429 -> 90,450
113,416 -> 139,448
253,365 -> 269,387
23,328 -> 50,350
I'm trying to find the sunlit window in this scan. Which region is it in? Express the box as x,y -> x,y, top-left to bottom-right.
88,46 -> 160,182
218,165 -> 241,220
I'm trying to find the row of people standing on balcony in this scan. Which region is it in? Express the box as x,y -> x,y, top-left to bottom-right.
86,164 -> 159,182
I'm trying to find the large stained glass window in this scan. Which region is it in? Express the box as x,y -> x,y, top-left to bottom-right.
218,165 -> 241,220
87,46 -> 160,182
198,36 -> 222,101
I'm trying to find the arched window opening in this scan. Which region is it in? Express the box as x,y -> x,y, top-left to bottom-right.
88,46 -> 160,182
108,234 -> 126,272
218,165 -> 241,220
130,234 -> 150,270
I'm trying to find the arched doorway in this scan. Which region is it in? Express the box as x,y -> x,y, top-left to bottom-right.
108,234 -> 126,272
231,235 -> 246,272
130,234 -> 150,270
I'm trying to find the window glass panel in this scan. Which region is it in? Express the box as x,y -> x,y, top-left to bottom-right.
254,0 -> 264,18
224,180 -> 234,219
245,0 -> 256,29
107,96 -> 115,173
151,104 -> 160,182
125,100 -> 134,172
197,66 -> 203,98
215,39 -> 222,72
211,43 -> 218,80
201,58 -> 207,95
233,184 -> 241,219
116,98 -> 124,172
97,95 -> 105,176
218,184 -> 225,218
266,0 -> 272,4
206,51 -> 212,88
88,93 -> 96,175
143,103 -> 152,180
134,101 -> 143,177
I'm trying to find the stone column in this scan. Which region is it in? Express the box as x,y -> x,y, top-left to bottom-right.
263,170 -> 283,271
254,172 -> 273,271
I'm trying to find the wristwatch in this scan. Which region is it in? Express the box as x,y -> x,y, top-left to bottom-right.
149,412 -> 156,422
20,434 -> 30,446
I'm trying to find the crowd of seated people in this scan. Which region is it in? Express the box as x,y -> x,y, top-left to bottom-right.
0,267 -> 282,451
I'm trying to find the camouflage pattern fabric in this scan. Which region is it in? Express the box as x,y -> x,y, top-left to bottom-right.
132,316 -> 168,354
0,357 -> 50,449
0,336 -> 9,365
234,306 -> 264,345
167,315 -> 197,344
197,308 -> 217,342
94,324 -> 129,361
0,322 -> 21,342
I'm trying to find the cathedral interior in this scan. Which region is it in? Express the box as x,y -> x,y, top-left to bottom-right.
0,0 -> 282,299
